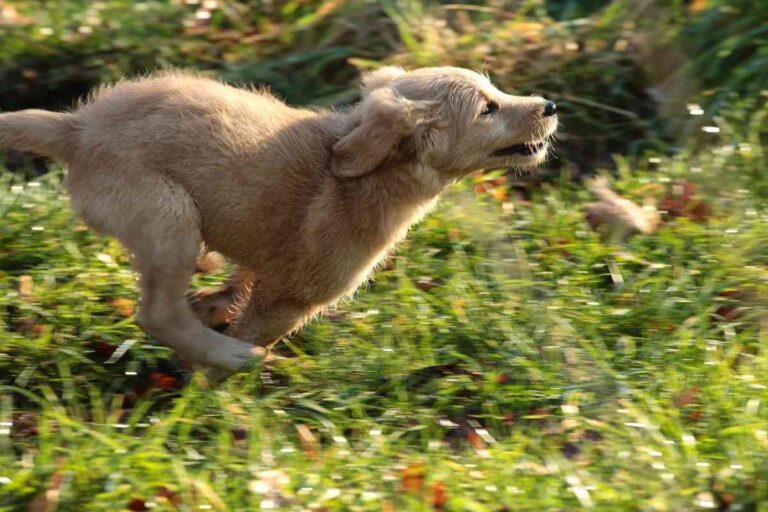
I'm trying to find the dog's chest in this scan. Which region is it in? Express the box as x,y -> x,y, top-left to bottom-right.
297,197 -> 439,303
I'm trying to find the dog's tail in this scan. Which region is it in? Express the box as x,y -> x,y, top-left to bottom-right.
0,110 -> 77,160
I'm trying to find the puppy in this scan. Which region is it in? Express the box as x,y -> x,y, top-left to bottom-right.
0,67 -> 558,372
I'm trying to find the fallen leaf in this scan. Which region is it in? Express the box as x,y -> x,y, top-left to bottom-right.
149,372 -> 181,391
466,429 -> 486,450
126,498 -> 148,511
659,179 -> 711,221
296,424 -> 318,459
18,275 -> 33,298
27,472 -> 63,512
416,276 -> 436,292
12,317 -> 45,337
687,0 -> 708,12
431,481 -> 447,510
109,298 -> 135,318
584,176 -> 661,240
401,463 -> 426,494
155,486 -> 182,508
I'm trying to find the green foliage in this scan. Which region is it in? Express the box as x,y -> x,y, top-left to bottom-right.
1,105 -> 767,509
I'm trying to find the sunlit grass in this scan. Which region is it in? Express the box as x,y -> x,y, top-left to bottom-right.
1,114 -> 766,509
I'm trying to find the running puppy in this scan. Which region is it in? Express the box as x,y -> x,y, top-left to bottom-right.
0,66 -> 558,372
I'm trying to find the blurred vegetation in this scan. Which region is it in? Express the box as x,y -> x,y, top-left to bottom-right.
2,0 -> 766,171
1,0 -> 767,510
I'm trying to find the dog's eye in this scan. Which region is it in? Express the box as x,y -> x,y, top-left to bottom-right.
480,101 -> 499,116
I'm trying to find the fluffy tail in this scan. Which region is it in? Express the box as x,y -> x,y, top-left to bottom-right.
0,109 -> 77,160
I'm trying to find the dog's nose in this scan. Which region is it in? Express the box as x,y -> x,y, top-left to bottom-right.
543,101 -> 557,117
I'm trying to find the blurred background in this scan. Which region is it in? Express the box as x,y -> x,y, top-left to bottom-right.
1,1 -> 767,511
1,0 -> 765,178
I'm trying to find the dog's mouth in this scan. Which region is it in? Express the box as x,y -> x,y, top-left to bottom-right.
492,140 -> 547,158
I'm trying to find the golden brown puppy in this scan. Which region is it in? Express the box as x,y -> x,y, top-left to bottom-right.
0,66 -> 558,372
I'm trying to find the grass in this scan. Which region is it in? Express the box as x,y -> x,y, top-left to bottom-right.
1,106 -> 767,510
1,0 -> 768,510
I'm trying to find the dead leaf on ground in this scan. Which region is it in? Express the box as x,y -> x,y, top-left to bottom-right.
27,472 -> 63,512
431,481 -> 448,510
18,275 -> 33,298
126,498 -> 149,511
149,372 -> 182,391
401,462 -> 426,494
296,424 -> 318,459
659,179 -> 711,221
584,176 -> 661,240
109,297 -> 135,318
416,276 -> 436,292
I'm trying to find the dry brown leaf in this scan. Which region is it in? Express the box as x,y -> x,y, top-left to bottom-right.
584,176 -> 661,240
296,424 -> 318,459
18,275 -> 33,298
27,472 -> 63,512
431,481 -> 448,510
416,276 -> 436,292
659,179 -> 711,222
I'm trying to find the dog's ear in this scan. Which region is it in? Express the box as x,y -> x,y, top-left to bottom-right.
331,86 -> 438,178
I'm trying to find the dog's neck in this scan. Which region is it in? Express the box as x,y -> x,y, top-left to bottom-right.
313,111 -> 450,247
331,160 -> 445,250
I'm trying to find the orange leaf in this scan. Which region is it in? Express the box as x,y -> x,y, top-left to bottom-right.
18,275 -> 33,298
150,372 -> 181,391
688,0 -> 708,12
467,430 -> 486,450
110,298 -> 135,317
401,463 -> 426,494
296,424 -> 318,459
659,180 -> 711,222
431,481 -> 448,509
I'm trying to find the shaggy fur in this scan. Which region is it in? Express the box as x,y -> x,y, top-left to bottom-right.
0,66 -> 557,372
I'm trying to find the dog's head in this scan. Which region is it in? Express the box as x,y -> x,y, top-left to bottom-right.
331,66 -> 558,179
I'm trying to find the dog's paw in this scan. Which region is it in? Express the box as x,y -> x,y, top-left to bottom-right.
206,338 -> 263,370
202,335 -> 286,381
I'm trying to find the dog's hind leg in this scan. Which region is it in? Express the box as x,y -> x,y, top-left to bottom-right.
228,292 -> 314,348
190,266 -> 254,330
68,171 -> 263,372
